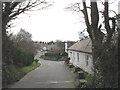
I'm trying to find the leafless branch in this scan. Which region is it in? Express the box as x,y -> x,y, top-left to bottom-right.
3,0 -> 53,22
104,0 -> 111,35
109,10 -> 118,16
108,0 -> 118,4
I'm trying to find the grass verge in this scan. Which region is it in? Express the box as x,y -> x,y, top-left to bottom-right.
20,62 -> 41,73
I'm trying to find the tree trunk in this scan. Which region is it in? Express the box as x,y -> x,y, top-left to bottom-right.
81,1 -> 118,87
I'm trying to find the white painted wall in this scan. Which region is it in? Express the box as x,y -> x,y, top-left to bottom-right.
65,43 -> 68,53
68,50 -> 93,74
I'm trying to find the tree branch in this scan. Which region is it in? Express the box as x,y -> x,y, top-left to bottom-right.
104,0 -> 111,35
91,1 -> 99,29
91,0 -> 103,42
82,0 -> 93,40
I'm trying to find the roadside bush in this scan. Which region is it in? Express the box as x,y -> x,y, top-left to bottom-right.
3,44 -> 34,86
34,59 -> 39,63
41,51 -> 68,61
60,52 -> 68,56
45,52 -> 60,57
81,72 -> 94,88
40,55 -> 59,61
2,63 -> 25,86
2,35 -> 15,65
13,48 -> 34,67
2,30 -> 36,87
23,52 -> 34,66
44,52 -> 61,60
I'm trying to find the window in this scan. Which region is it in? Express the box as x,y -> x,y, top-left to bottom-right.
70,52 -> 72,58
86,55 -> 89,66
77,53 -> 79,62
73,52 -> 75,60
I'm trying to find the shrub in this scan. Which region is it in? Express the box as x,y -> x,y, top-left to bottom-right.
13,48 -> 34,67
60,52 -> 68,56
41,51 -> 68,61
2,30 -> 36,87
44,52 -> 61,60
81,72 -> 94,88
45,52 -> 60,57
34,59 -> 39,63
40,55 -> 58,61
2,64 -> 25,86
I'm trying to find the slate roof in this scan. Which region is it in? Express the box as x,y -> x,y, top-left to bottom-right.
68,38 -> 92,53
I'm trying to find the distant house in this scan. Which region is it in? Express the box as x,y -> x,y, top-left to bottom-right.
65,41 -> 76,53
67,38 -> 93,74
52,41 -> 65,52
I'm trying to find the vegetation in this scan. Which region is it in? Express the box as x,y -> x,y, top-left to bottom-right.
45,52 -> 60,56
2,0 -> 119,88
2,29 -> 38,87
2,1 -> 53,87
40,51 -> 67,61
20,62 -> 41,73
81,72 -> 94,88
13,49 -> 34,67
40,55 -> 59,61
66,0 -> 118,88
34,59 -> 39,63
2,1 -> 52,36
2,64 -> 25,86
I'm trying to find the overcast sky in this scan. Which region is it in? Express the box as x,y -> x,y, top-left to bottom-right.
9,0 -> 119,42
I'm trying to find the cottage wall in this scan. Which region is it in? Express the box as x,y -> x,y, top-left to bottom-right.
68,50 -> 93,74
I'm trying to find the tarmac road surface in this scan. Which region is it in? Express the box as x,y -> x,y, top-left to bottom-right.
9,51 -> 76,88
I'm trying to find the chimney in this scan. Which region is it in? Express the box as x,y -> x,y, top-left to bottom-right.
65,42 -> 68,53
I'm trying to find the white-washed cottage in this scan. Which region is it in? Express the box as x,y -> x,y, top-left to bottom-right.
67,38 -> 93,74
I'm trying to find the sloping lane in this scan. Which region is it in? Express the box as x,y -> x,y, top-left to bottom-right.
9,59 -> 76,88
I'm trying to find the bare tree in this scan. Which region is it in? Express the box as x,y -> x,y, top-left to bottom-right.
11,28 -> 37,54
66,0 -> 118,87
2,0 -> 53,36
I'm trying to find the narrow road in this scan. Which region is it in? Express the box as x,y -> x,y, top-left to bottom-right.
9,51 -> 76,88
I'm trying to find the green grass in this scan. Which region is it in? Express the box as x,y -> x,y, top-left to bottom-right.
20,62 -> 41,73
